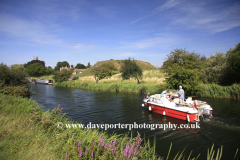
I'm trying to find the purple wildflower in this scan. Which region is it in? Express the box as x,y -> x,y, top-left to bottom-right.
137,131 -> 140,137
105,143 -> 108,150
65,152 -> 67,160
85,148 -> 87,155
91,152 -> 93,158
80,149 -> 83,158
113,138 -> 117,145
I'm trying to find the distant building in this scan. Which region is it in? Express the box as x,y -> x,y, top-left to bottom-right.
59,66 -> 87,74
26,56 -> 45,67
72,69 -> 87,74
60,65 -> 72,71
33,56 -> 38,60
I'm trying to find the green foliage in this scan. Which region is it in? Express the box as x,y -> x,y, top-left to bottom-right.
26,59 -> 45,68
75,63 -> 86,69
162,49 -> 203,95
0,63 -> 26,86
197,83 -> 240,99
86,62 -> 91,68
53,69 -> 72,83
91,62 -> 117,83
25,63 -> 46,77
0,63 -> 30,97
166,65 -> 201,95
201,52 -> 227,84
45,67 -> 54,75
3,86 -> 30,97
225,43 -> 240,84
120,58 -> 143,84
54,61 -> 70,71
161,48 -> 204,72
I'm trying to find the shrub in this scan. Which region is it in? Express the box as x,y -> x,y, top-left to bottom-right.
53,69 -> 73,83
0,63 -> 30,97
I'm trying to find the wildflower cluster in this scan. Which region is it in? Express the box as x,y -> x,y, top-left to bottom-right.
65,132 -> 143,159
123,131 -> 142,159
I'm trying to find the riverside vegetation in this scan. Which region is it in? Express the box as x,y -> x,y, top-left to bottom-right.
0,93 -> 235,160
53,53 -> 240,99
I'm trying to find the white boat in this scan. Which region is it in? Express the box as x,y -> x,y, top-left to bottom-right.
142,90 -> 213,122
36,79 -> 53,85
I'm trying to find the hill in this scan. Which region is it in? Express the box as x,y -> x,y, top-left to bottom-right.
93,59 -> 156,70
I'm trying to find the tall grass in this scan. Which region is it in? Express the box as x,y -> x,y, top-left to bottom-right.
197,84 -> 240,99
55,80 -> 160,94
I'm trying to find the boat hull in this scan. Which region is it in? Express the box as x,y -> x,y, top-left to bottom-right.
145,102 -> 199,122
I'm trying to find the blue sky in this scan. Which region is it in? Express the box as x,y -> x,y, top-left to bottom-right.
0,0 -> 240,68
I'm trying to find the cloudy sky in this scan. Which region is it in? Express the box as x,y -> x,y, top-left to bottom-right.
0,0 -> 240,68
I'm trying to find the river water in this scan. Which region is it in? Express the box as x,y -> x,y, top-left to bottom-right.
30,84 -> 240,159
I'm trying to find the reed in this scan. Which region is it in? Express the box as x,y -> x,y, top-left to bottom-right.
197,83 -> 240,99
54,80 -> 160,94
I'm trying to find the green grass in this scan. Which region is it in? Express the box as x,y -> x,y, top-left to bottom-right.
197,83 -> 240,99
54,80 -> 160,94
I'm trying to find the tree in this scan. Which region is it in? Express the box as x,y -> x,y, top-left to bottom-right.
225,43 -> 240,84
120,58 -> 143,84
53,69 -> 72,83
166,64 -> 201,95
25,63 -> 45,77
75,63 -> 86,69
91,62 -> 117,83
45,67 -> 55,75
26,59 -> 45,68
87,62 -> 91,68
162,49 -> 203,95
54,61 -> 70,71
161,48 -> 203,72
202,52 -> 227,84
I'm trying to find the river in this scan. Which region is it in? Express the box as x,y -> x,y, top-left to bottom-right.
30,83 -> 240,159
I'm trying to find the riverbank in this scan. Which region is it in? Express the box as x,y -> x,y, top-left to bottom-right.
0,93 -> 159,159
54,80 -> 161,94
197,83 -> 240,99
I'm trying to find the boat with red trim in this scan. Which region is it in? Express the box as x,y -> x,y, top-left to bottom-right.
142,90 -> 213,122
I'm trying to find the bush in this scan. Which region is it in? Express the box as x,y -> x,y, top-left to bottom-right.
25,63 -> 46,77
0,63 -> 30,97
53,69 -> 73,83
3,86 -> 30,97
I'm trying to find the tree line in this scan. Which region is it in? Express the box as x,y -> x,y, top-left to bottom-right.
23,61 -> 92,77
161,42 -> 240,95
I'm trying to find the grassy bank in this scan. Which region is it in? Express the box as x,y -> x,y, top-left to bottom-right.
55,70 -> 165,94
197,84 -> 240,99
55,81 -> 160,94
0,94 -> 159,159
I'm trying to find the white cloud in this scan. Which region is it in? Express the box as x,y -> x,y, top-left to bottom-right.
0,14 -> 64,45
172,2 -> 240,34
131,0 -> 180,24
